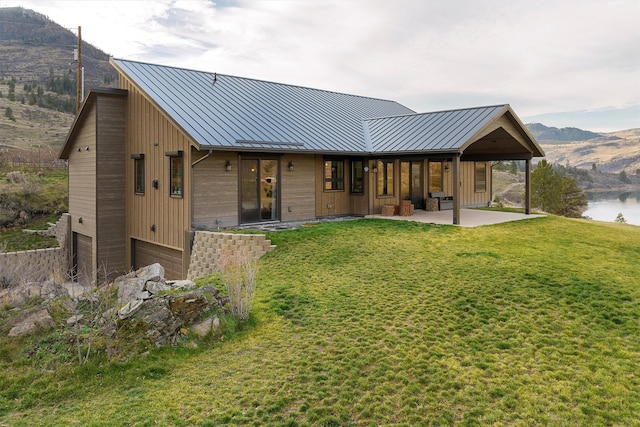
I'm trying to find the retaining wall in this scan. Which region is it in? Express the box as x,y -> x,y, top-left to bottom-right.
0,214 -> 70,283
187,231 -> 275,279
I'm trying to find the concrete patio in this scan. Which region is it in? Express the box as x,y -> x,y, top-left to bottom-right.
366,208 -> 544,228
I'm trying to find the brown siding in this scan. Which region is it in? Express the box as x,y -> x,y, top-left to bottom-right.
280,154 -> 316,221
74,233 -> 92,286
133,239 -> 183,280
192,151 -> 240,228
95,95 -> 127,281
315,156 -> 352,217
120,77 -> 192,277
459,161 -> 491,207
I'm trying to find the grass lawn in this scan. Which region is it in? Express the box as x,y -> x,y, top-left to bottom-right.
1,216 -> 638,425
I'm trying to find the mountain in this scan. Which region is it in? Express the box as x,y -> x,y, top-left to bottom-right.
526,123 -> 603,142
526,123 -> 640,175
0,6 -> 116,164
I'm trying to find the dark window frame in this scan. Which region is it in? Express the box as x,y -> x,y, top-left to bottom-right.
131,153 -> 145,195
350,159 -> 365,194
166,150 -> 184,198
475,161 -> 487,193
324,158 -> 345,191
376,159 -> 394,197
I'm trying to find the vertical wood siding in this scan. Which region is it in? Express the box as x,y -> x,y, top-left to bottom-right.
68,103 -> 97,279
280,154 -> 316,222
192,151 -> 240,228
120,78 -> 193,277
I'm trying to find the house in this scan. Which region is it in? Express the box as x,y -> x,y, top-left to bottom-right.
59,58 -> 544,281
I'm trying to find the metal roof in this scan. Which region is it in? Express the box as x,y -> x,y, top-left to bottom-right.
364,105 -> 507,154
111,58 -> 415,153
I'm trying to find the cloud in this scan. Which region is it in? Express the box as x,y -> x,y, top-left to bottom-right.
3,0 -> 639,129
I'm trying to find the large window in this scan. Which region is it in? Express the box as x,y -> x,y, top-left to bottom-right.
167,151 -> 183,197
377,160 -> 394,197
351,159 -> 364,194
475,161 -> 487,192
132,154 -> 145,194
429,161 -> 442,193
324,159 -> 344,191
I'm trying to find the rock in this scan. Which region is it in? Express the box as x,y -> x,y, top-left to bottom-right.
136,290 -> 153,300
191,315 -> 220,338
145,280 -> 172,294
118,299 -> 144,320
116,277 -> 146,305
125,298 -> 183,347
167,292 -> 209,324
66,314 -> 84,326
8,307 -> 55,337
135,263 -> 164,282
167,279 -> 196,290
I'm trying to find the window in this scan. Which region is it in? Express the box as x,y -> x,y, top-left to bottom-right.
131,154 -> 145,194
377,160 -> 394,197
429,161 -> 442,193
351,159 -> 364,194
324,159 -> 344,191
167,151 -> 183,197
475,161 -> 487,192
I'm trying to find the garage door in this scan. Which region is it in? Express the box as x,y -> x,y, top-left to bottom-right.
74,232 -> 92,285
132,239 -> 183,280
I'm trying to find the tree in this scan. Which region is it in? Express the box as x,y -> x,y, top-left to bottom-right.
615,213 -> 627,224
619,170 -> 630,184
531,159 -> 587,217
531,160 -> 560,213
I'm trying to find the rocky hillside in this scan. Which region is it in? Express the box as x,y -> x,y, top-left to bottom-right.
0,7 -> 115,161
527,123 -> 640,175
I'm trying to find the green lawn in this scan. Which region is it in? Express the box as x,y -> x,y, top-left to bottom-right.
1,216 -> 639,426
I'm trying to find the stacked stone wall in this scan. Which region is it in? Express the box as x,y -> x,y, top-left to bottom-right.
0,214 -> 70,284
187,231 -> 275,279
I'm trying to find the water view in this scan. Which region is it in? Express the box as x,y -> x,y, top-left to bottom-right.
583,191 -> 640,226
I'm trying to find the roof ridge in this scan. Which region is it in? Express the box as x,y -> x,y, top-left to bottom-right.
111,57 -> 412,107
363,104 -> 508,122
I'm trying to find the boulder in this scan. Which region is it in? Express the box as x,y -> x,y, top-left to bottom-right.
116,277 -> 146,305
191,316 -> 220,338
135,263 -> 164,283
7,307 -> 55,337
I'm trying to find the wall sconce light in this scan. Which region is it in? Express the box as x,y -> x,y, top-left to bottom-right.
372,162 -> 378,173
152,179 -> 159,189
78,217 -> 83,224
151,224 -> 156,232
85,146 -> 90,151
77,147 -> 81,152
225,160 -> 232,171
288,161 -> 294,171
445,164 -> 450,172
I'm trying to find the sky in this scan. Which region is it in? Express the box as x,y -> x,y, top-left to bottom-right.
2,0 -> 639,132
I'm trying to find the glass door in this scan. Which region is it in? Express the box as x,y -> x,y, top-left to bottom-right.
401,161 -> 423,209
241,158 -> 279,224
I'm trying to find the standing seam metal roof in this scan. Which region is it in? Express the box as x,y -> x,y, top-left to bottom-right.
111,58 -> 416,153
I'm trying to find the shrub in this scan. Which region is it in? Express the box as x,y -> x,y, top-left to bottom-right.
220,250 -> 258,321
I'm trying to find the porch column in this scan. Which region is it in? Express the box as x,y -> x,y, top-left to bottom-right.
524,156 -> 531,215
452,154 -> 461,224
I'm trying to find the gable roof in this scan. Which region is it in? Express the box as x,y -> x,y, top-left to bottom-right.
110,58 -> 415,154
105,58 -> 542,158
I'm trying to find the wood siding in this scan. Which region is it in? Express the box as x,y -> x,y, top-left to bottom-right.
281,154 -> 316,222
192,151 -> 240,228
95,95 -> 127,281
119,78 -> 193,277
132,239 -> 183,280
68,102 -> 97,281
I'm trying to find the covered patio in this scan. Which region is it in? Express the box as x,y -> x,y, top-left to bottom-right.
366,208 -> 545,228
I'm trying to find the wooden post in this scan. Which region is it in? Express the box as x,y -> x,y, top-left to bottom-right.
452,154 -> 461,224
525,157 -> 531,214
76,26 -> 82,113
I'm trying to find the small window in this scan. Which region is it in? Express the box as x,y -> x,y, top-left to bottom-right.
167,151 -> 183,197
324,159 -> 344,191
475,161 -> 487,192
351,159 -> 364,194
377,160 -> 394,197
131,154 -> 145,194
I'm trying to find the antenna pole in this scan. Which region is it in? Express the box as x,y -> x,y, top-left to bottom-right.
76,26 -> 82,112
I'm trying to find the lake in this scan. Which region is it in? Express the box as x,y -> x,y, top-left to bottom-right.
583,191 -> 640,226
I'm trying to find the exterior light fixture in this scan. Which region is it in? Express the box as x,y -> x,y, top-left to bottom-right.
225,160 -> 232,171
151,224 -> 156,232
445,164 -> 450,172
372,162 -> 378,173
288,160 -> 294,171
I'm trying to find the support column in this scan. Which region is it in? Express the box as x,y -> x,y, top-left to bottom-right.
452,154 -> 461,225
525,157 -> 531,215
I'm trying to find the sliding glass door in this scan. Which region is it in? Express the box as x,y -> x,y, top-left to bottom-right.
240,158 -> 278,224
